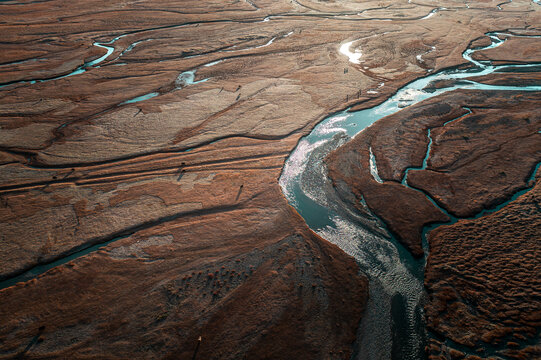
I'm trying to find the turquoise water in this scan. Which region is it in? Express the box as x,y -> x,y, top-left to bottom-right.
0,33 -> 212,92
0,38 -> 117,89
119,70 -> 210,105
119,91 -> 160,105
279,32 -> 541,359
0,235 -> 127,289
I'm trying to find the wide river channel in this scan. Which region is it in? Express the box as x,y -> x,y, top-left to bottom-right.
279,31 -> 541,359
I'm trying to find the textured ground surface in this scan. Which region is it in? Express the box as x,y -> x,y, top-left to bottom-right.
425,173 -> 541,360
1,0 -> 540,359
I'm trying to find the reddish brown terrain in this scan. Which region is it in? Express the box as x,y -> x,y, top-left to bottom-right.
406,93 -> 540,217
1,0 -> 540,359
425,172 -> 541,360
328,89 -> 541,255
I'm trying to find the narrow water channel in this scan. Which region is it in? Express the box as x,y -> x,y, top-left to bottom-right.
279,32 -> 541,359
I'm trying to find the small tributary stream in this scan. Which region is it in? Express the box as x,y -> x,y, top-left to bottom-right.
279,32 -> 541,359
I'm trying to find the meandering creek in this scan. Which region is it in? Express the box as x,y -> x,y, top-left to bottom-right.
279,32 -> 541,359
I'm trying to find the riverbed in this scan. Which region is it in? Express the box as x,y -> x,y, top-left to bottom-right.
279,31 -> 541,359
